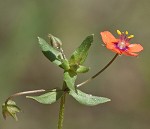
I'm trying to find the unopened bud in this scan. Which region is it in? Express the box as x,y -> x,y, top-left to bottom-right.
48,34 -> 62,49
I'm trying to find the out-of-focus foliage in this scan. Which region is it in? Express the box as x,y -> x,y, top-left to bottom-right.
0,0 -> 150,129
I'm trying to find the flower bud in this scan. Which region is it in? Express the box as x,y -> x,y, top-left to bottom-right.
48,34 -> 62,49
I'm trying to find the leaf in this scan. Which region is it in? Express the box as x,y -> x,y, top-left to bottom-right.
26,89 -> 63,104
69,34 -> 94,66
64,71 -> 77,92
2,100 -> 21,121
76,65 -> 90,73
69,89 -> 110,106
60,59 -> 70,70
38,37 -> 62,67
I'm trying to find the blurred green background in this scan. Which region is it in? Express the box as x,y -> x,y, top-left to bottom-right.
0,0 -> 149,129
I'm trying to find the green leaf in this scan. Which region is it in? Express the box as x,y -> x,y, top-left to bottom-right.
2,100 -> 21,121
38,37 -> 62,67
26,89 -> 63,104
64,71 -> 77,92
76,65 -> 90,73
60,59 -> 70,70
69,89 -> 110,106
69,34 -> 94,65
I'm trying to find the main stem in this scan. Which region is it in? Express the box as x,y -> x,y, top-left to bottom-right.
77,53 -> 118,87
57,93 -> 66,129
57,53 -> 118,129
57,82 -> 67,129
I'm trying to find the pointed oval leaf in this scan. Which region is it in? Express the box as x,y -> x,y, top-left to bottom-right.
69,34 -> 94,65
69,89 -> 110,106
64,71 -> 77,92
26,89 -> 63,104
38,37 -> 62,66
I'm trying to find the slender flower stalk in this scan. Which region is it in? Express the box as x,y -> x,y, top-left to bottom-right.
77,53 -> 118,87
5,89 -> 46,104
77,30 -> 143,88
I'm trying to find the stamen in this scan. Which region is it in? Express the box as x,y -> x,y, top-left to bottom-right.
128,35 -> 134,39
117,30 -> 122,35
125,31 -> 128,35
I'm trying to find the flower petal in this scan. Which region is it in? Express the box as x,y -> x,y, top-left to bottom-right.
100,31 -> 117,45
128,44 -> 143,52
111,48 -> 122,54
106,44 -> 115,49
106,44 -> 122,54
123,51 -> 138,57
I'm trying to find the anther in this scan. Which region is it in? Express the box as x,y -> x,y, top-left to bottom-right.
117,30 -> 122,35
128,35 -> 134,39
125,31 -> 128,35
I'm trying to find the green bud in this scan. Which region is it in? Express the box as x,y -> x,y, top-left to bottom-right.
48,34 -> 62,49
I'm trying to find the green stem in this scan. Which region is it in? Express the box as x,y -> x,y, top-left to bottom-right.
57,82 -> 67,129
57,93 -> 66,129
77,53 -> 118,87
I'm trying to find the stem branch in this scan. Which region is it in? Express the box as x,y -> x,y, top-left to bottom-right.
77,53 -> 118,87
5,89 -> 46,104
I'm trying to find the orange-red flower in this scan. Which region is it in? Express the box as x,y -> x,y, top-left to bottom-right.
100,30 -> 143,56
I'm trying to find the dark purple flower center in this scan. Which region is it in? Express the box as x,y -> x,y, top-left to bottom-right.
116,41 -> 127,50
115,30 -> 134,51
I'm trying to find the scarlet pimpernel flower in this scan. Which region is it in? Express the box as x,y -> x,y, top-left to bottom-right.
100,30 -> 143,56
